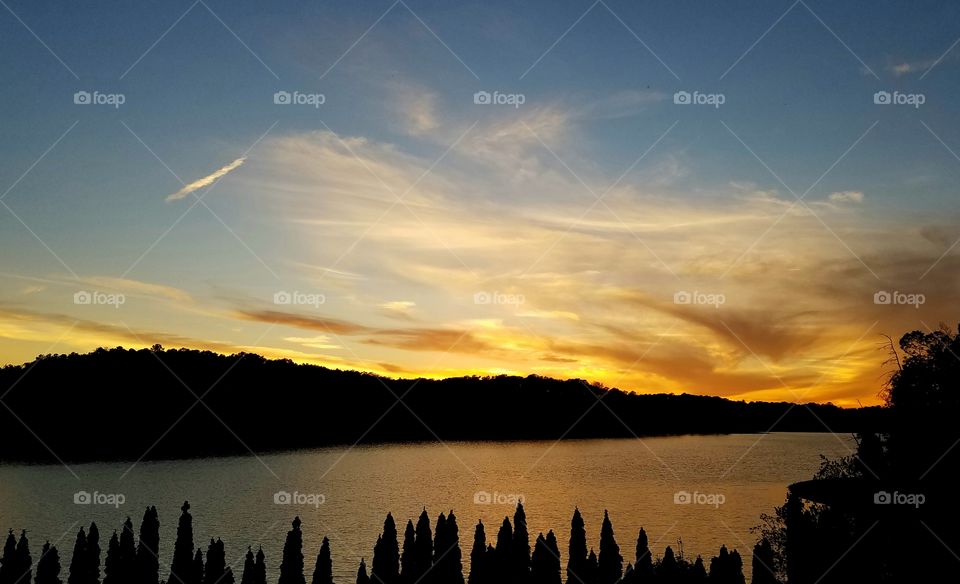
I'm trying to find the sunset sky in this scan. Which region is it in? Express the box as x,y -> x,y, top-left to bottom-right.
2,0 -> 960,406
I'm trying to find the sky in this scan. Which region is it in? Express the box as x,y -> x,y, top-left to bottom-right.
2,0 -> 960,406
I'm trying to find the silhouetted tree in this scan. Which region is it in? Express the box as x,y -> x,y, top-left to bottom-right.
431,512 -> 447,584
511,504 -> 530,584
530,532 -> 560,584
371,514 -> 399,584
85,525 -> 101,584
751,539 -> 777,584
279,518 -> 306,584
584,550 -> 598,584
657,547 -> 679,583
311,537 -> 333,584
0,532 -> 13,584
191,549 -> 204,584
36,542 -> 62,584
103,534 -> 120,584
596,512 -> 620,584
632,529 -> 652,584
135,507 -> 160,584
494,518 -> 512,583
116,519 -> 135,584
413,511 -> 432,583
254,548 -> 266,584
432,512 -> 463,584
15,531 -> 31,584
565,509 -> 587,584
171,503 -> 197,584
67,528 -> 86,584
203,539 -> 227,584
691,556 -> 707,583
399,522 -> 415,584
239,549 -> 255,584
708,546 -> 744,584
356,560 -> 369,584
0,530 -> 31,584
468,521 -> 488,584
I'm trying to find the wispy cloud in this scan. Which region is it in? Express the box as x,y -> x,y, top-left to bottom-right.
828,190 -> 864,204
166,157 -> 246,202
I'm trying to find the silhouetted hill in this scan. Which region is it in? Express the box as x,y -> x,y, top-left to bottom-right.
0,346 -> 886,463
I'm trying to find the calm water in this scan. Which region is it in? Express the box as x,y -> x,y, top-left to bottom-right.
0,433 -> 853,581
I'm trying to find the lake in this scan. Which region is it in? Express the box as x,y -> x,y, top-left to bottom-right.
0,433 -> 854,582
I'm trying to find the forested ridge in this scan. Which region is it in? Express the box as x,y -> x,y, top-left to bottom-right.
0,346 -> 883,462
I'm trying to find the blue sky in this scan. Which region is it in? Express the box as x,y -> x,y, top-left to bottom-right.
2,0 -> 960,404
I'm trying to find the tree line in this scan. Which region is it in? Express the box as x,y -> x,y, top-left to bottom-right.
0,500 -> 770,584
0,347 -> 882,463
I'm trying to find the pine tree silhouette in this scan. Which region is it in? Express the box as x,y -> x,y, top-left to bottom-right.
620,564 -> 633,584
691,555 -> 708,583
67,528 -> 86,584
0,530 -> 14,584
565,509 -> 586,584
222,566 -> 236,584
253,547 -> 266,584
203,539 -> 226,584
279,518 -> 306,584
750,539 -> 777,584
117,518 -> 135,584
311,537 -> 333,584
371,514 -> 399,584
135,507 -> 160,584
103,534 -> 120,584
596,512 -> 620,584
584,550 -> 598,584
431,512 -> 447,584
708,546 -> 744,584
14,531 -> 31,584
658,547 -> 678,583
511,503 -> 530,584
632,529 -> 652,583
468,521 -> 487,584
432,512 -> 463,584
171,503 -> 197,584
399,521 -> 415,584
36,542 -> 63,584
530,533 -> 561,584
85,525 -> 101,584
494,518 -> 512,584
191,549 -> 204,584
355,560 -> 369,584
412,510 -> 432,583
239,549 -> 255,584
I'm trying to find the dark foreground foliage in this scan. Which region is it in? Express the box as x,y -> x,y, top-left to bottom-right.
0,501 -> 756,584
